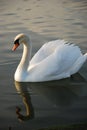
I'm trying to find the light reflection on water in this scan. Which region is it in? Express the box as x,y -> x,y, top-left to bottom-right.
0,0 -> 87,128
0,0 -> 87,41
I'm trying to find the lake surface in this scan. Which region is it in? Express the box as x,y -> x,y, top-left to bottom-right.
0,0 -> 87,129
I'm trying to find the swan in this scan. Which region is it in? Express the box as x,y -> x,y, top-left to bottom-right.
12,33 -> 87,82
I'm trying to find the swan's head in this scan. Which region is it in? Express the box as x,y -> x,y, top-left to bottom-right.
12,33 -> 30,51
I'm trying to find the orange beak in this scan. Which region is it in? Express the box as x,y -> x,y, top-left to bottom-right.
12,43 -> 19,51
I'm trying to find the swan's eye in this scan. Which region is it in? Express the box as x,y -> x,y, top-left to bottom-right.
14,39 -> 20,45
12,39 -> 20,51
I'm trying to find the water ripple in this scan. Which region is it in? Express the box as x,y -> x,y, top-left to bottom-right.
0,60 -> 17,66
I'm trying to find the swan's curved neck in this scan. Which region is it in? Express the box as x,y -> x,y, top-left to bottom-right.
18,41 -> 31,71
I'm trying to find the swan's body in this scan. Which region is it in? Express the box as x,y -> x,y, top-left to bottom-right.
12,33 -> 87,82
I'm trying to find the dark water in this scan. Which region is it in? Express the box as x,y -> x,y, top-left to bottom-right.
0,0 -> 87,129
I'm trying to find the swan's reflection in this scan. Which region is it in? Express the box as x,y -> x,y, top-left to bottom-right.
14,73 -> 86,122
15,81 -> 34,121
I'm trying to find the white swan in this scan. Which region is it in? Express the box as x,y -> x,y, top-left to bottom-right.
12,33 -> 87,82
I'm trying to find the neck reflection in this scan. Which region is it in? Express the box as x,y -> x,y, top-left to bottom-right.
14,81 -> 34,122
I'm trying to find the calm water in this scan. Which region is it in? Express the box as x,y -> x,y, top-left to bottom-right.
0,0 -> 87,129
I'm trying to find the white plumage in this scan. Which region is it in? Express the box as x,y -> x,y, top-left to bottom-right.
12,33 -> 87,82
